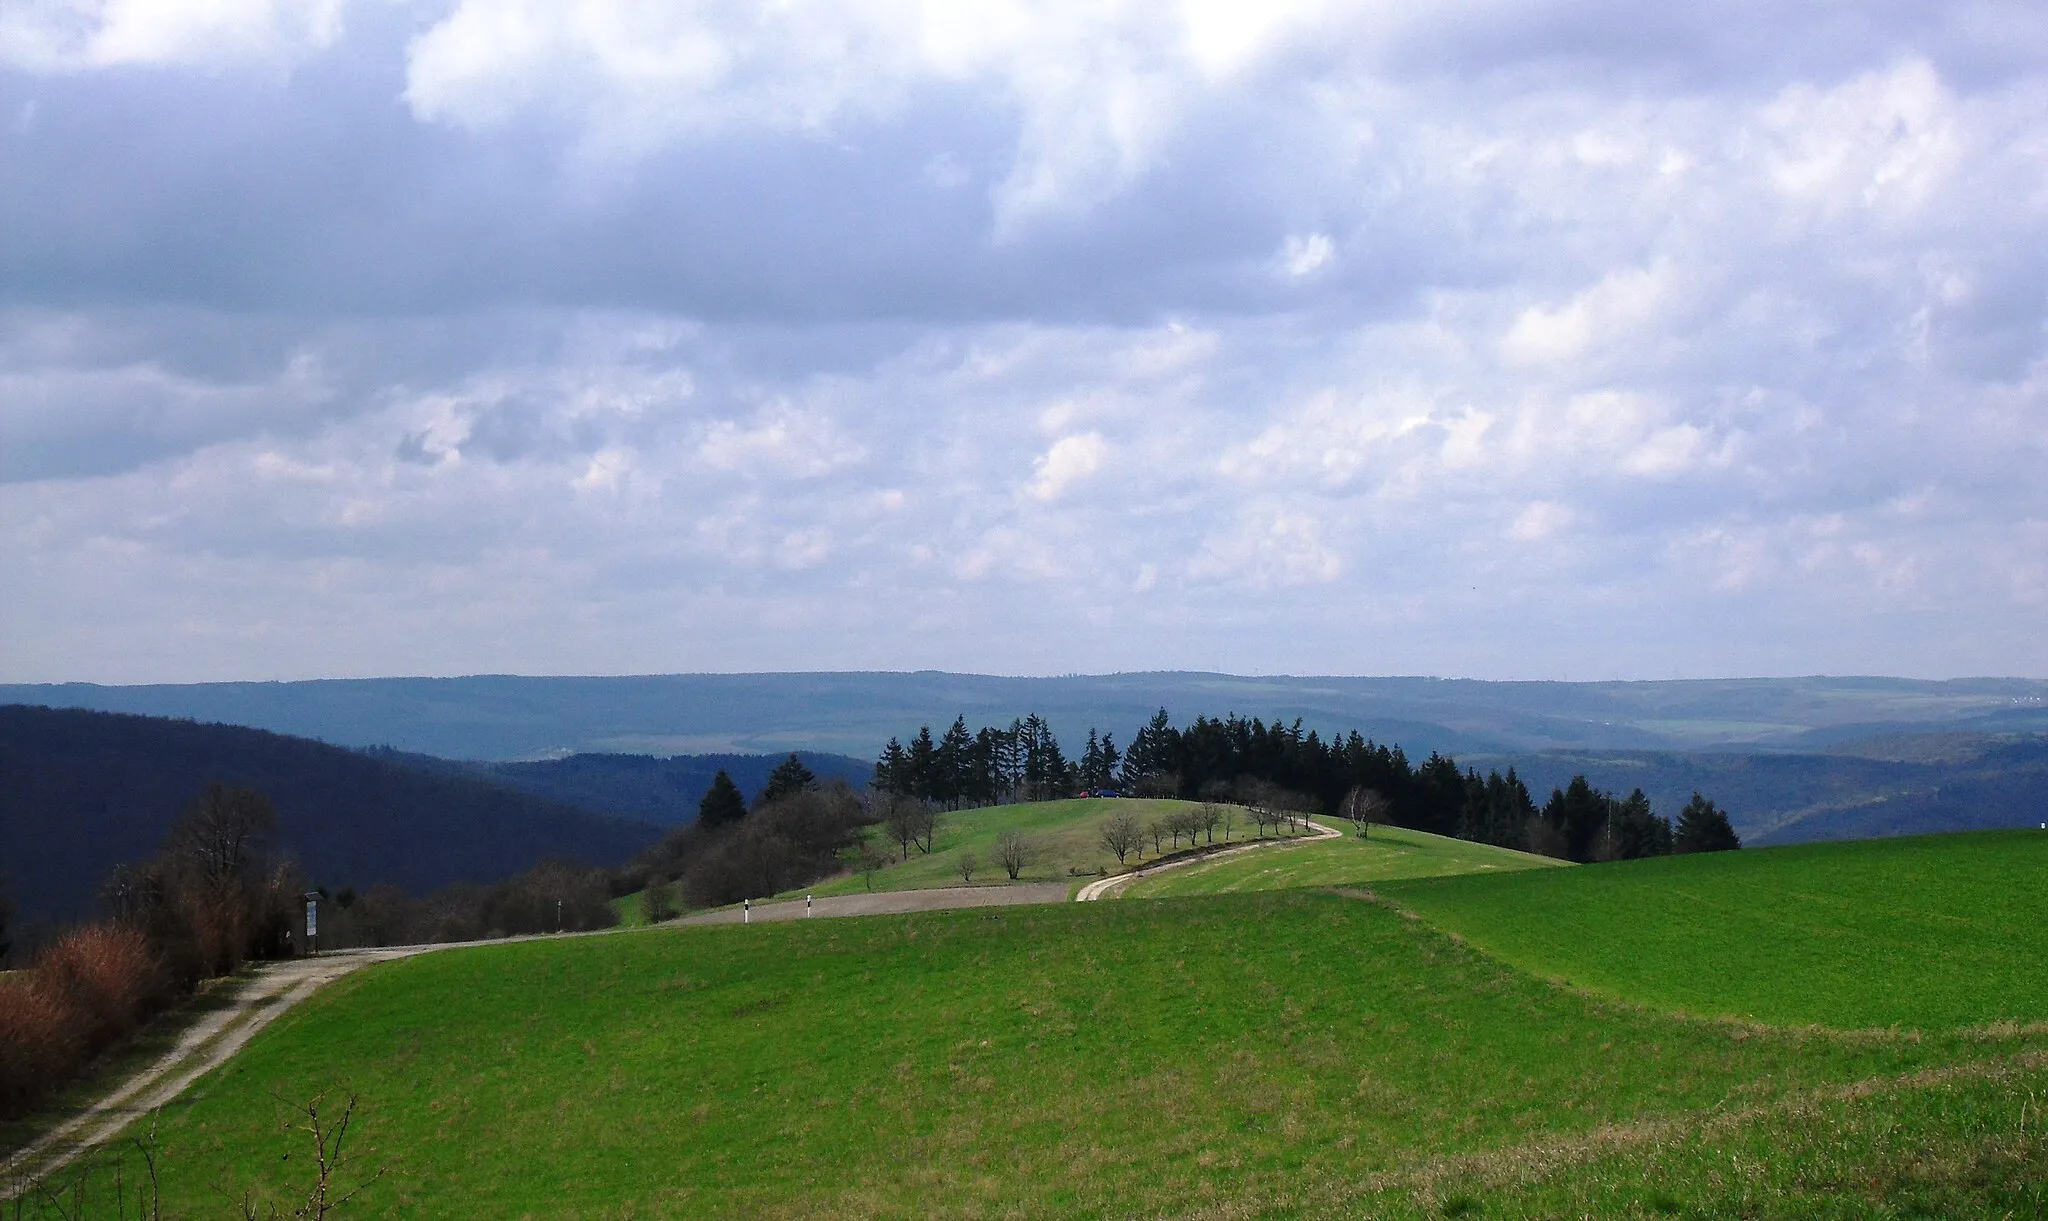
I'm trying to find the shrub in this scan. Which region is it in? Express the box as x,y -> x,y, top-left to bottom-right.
0,922 -> 166,1120
35,922 -> 165,1050
0,972 -> 79,1119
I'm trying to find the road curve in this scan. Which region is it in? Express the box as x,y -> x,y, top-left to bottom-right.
1076,817 -> 1343,901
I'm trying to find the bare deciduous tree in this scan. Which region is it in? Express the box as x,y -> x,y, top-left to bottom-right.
1099,809 -> 1143,866
853,841 -> 891,890
1343,786 -> 1392,835
1340,786 -> 1388,838
914,803 -> 944,855
879,794 -> 925,861
957,850 -> 978,883
993,830 -> 1032,880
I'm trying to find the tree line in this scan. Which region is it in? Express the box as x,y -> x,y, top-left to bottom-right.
871,709 -> 1739,863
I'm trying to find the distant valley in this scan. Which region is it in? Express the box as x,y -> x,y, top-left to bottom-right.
6,673 -> 2046,928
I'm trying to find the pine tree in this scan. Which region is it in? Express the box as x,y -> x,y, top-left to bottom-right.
1543,775 -> 1611,862
697,770 -> 747,830
906,726 -> 938,800
758,754 -> 817,807
936,717 -> 975,806
873,737 -> 908,795
1673,792 -> 1741,853
1606,788 -> 1673,859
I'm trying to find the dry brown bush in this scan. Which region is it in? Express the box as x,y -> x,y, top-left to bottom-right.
0,922 -> 168,1120
0,972 -> 80,1118
36,922 -> 164,1048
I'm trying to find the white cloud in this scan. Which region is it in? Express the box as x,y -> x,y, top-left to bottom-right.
1,0 -> 343,71
1278,232 -> 1335,278
1027,431 -> 1107,501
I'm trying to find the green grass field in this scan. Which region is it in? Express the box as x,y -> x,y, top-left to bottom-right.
1380,828 -> 2048,1031
43,869 -> 2048,1218
1117,822 -> 1562,899
29,831 -> 2048,1217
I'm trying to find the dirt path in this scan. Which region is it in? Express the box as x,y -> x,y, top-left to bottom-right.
0,947 -> 437,1197
1076,817 -> 1343,901
677,882 -> 1072,924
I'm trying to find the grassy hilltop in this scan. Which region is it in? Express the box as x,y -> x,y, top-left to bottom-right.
1118,822 -> 1560,899
45,830 -> 2048,1218
800,798 -> 1558,900
1381,828 -> 2048,1030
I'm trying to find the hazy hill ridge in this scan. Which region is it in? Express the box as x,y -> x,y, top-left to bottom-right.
7,672 -> 2045,761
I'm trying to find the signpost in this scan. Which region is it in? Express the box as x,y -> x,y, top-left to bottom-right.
304,892 -> 320,955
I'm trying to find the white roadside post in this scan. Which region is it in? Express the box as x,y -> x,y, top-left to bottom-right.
806,894 -> 813,917
744,897 -> 750,924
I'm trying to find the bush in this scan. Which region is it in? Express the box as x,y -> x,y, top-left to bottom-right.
0,922 -> 167,1120
641,882 -> 678,924
0,972 -> 79,1118
35,923 -> 165,1050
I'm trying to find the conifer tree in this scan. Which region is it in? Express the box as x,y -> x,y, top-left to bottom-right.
697,770 -> 747,830
1673,792 -> 1742,853
758,754 -> 817,807
873,737 -> 908,795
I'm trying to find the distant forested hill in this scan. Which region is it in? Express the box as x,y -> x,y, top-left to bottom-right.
0,705 -> 660,929
7,672 -> 2043,762
373,749 -> 872,825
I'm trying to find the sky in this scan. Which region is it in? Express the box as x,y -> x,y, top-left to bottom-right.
2,0 -> 2044,685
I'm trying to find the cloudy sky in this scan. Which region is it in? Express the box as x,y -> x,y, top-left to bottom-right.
2,0 -> 2044,684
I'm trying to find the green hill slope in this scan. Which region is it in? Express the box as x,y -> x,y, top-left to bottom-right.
1379,829 -> 2048,1031
60,893 -> 2047,1217
787,796 -> 1219,897
1117,822 -> 1562,899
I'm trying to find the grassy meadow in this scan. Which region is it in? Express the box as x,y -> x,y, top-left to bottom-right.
1380,828 -> 2048,1031
780,797 -> 1240,898
40,850 -> 2048,1218
1117,822 -> 1562,899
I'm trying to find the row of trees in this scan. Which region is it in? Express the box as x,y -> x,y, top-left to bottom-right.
872,710 -> 1740,863
872,716 -> 1095,807
1450,770 -> 1739,862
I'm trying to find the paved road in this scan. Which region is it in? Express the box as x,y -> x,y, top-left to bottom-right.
677,882 -> 1072,924
1075,818 -> 1343,901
